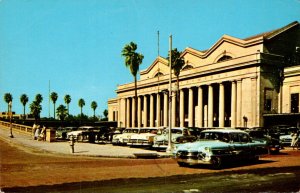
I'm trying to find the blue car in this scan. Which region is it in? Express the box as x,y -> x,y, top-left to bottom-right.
173,129 -> 268,169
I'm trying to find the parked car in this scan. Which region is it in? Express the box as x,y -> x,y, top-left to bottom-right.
127,128 -> 159,147
95,126 -> 112,143
278,127 -> 298,147
173,129 -> 268,169
245,128 -> 280,154
56,127 -> 78,139
112,128 -> 140,145
153,127 -> 200,150
66,126 -> 96,141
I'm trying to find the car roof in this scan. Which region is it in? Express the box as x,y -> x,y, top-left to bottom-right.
202,129 -> 247,134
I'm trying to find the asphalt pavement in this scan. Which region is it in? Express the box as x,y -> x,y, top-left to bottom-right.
0,126 -> 169,158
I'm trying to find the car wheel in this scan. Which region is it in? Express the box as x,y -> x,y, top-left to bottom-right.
211,157 -> 222,169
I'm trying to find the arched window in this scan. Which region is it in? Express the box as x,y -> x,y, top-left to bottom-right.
154,72 -> 164,78
217,55 -> 232,62
182,64 -> 193,71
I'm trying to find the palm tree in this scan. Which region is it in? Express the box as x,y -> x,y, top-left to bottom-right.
121,42 -> 144,127
103,109 -> 108,121
64,94 -> 71,114
4,93 -> 13,113
35,94 -> 43,104
30,100 -> 42,124
167,48 -> 185,126
56,104 -> 68,126
20,94 -> 29,119
91,101 -> 98,119
78,98 -> 85,116
50,92 -> 58,119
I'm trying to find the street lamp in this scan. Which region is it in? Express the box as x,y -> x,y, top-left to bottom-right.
166,35 -> 173,154
9,101 -> 14,138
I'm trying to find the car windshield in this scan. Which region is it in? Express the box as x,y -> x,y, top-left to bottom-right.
162,129 -> 183,134
123,129 -> 139,133
199,132 -> 230,142
140,129 -> 157,134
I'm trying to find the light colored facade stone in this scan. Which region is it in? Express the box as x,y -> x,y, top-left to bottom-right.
108,21 -> 300,128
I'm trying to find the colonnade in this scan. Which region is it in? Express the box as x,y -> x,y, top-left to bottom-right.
119,78 -> 256,128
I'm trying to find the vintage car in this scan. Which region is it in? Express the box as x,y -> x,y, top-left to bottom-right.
173,129 -> 268,169
153,127 -> 200,150
127,128 -> 159,147
66,126 -> 96,141
245,128 -> 280,154
56,126 -> 78,139
112,128 -> 140,145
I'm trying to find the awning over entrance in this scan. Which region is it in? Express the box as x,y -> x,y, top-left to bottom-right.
263,113 -> 300,128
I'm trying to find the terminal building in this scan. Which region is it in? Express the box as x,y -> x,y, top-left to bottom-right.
108,21 -> 300,128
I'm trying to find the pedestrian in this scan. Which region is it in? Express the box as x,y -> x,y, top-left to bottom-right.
40,125 -> 46,141
290,129 -> 299,150
34,125 -> 41,140
32,123 -> 37,140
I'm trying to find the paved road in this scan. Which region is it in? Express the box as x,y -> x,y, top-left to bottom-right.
1,126 -> 300,192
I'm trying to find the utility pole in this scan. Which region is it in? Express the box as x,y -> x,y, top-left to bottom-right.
166,35 -> 172,154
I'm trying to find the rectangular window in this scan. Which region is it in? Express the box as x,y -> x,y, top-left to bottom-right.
291,93 -> 299,113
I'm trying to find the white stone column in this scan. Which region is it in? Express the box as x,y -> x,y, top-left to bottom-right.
132,97 -> 136,128
126,98 -> 131,128
180,89 -> 185,127
172,93 -> 176,127
188,88 -> 194,127
137,96 -> 142,127
164,93 -> 168,126
144,95 -> 148,127
198,86 -> 203,127
208,84 -> 214,127
219,83 -> 225,127
237,80 -> 242,127
231,81 -> 237,128
156,93 -> 161,127
150,94 -> 154,127
251,77 -> 257,127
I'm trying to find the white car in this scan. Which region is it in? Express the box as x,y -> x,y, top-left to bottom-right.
127,128 -> 159,147
66,126 -> 95,141
112,128 -> 140,145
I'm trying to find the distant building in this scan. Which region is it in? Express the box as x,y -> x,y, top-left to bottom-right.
108,21 -> 300,128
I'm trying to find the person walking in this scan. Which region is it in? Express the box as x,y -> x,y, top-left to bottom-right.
291,129 -> 299,150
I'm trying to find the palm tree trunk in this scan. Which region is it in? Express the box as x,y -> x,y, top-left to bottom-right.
54,103 -> 56,119
23,105 -> 26,120
134,76 -> 138,128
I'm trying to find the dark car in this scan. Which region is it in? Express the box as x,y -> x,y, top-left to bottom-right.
246,128 -> 280,154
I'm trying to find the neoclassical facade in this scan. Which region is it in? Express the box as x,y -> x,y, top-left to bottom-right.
108,21 -> 300,128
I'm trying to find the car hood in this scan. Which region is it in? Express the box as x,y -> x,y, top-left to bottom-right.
155,134 -> 182,141
174,140 -> 230,152
131,133 -> 156,140
114,133 -> 136,139
67,131 -> 83,135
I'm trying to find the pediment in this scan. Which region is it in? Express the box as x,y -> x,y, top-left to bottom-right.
140,56 -> 169,80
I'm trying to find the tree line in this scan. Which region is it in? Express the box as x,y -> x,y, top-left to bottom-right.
3,92 -> 108,123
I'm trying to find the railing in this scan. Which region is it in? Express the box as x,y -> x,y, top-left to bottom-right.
0,120 -> 33,136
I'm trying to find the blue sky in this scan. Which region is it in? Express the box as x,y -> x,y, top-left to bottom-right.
1,0 -> 300,118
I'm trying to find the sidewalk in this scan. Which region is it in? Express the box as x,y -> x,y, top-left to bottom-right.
0,126 -> 170,158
